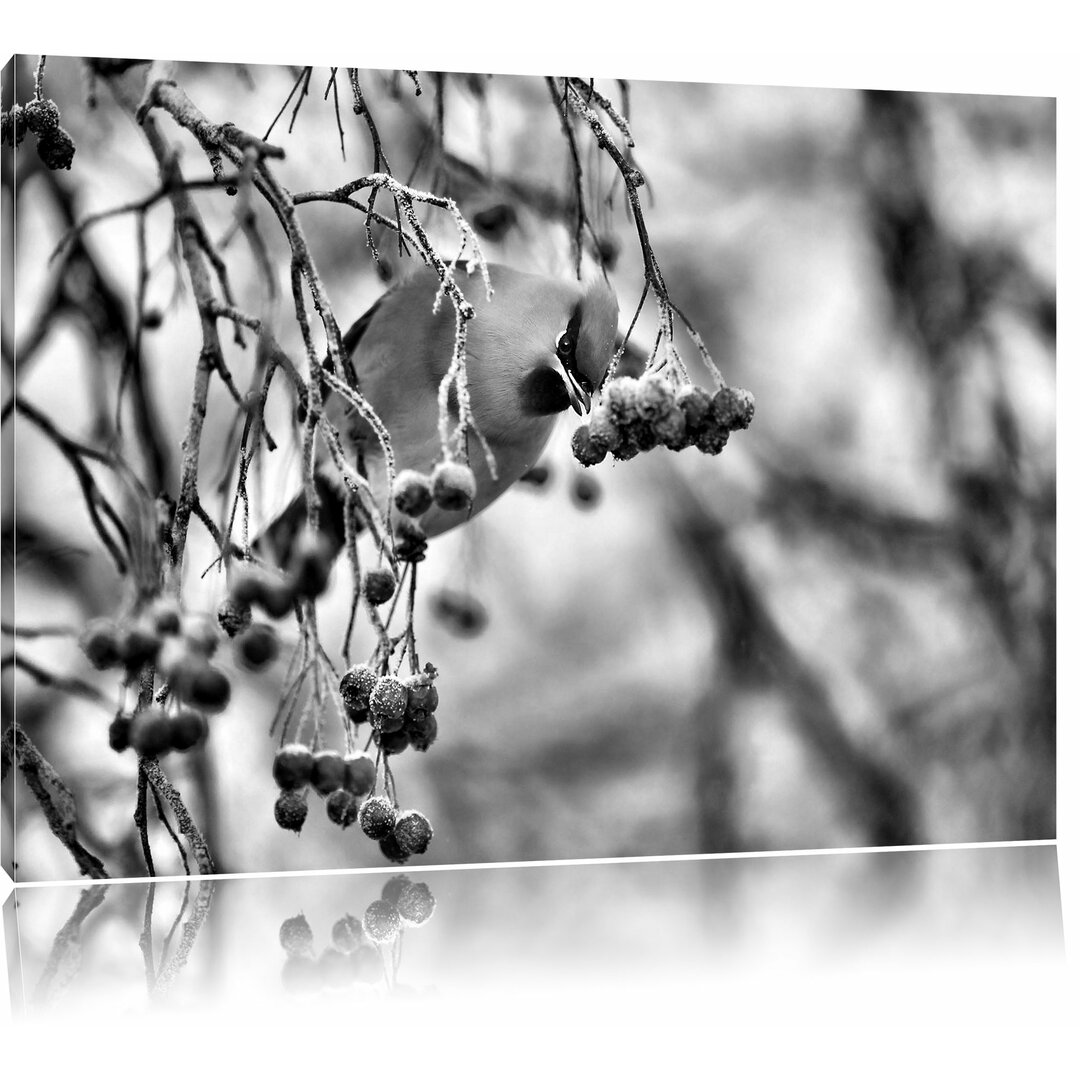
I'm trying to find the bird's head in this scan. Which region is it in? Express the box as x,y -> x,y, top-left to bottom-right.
552,276 -> 620,416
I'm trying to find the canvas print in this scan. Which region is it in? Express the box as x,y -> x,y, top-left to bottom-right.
0,56 -> 1056,880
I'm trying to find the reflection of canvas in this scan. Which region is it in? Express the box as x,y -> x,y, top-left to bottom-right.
1,57 -> 1056,880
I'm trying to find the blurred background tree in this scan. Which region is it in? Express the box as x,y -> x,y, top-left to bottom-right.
1,55 -> 1055,878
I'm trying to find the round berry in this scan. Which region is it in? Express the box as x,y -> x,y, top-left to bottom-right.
587,404 -> 620,453
273,743 -> 314,790
188,664 -> 231,713
694,417 -> 730,456
274,789 -> 308,833
129,708 -> 173,757
363,899 -> 400,944
404,673 -> 438,718
379,832 -> 411,865
635,373 -> 677,422
601,376 -> 639,425
118,622 -> 162,671
381,874 -> 411,907
376,728 -> 410,755
361,569 -> 397,606
393,810 -> 433,856
310,749 -> 347,795
217,597 -> 252,638
79,618 -> 122,670
405,713 -> 438,752
279,913 -> 314,956
712,385 -> 755,430
340,664 -> 378,710
373,709 -> 406,735
149,598 -> 183,636
326,789 -> 359,828
343,753 -> 376,798
228,567 -> 264,607
330,914 -> 365,954
346,703 -> 371,726
676,384 -> 712,434
288,530 -> 334,599
359,795 -> 396,840
108,713 -> 133,753
370,676 -> 407,721
258,579 -> 296,620
169,708 -> 208,752
571,473 -> 602,509
397,882 -> 436,926
235,622 -> 280,671
431,461 -> 476,512
571,424 -> 607,467
392,469 -> 434,517
655,404 -> 690,450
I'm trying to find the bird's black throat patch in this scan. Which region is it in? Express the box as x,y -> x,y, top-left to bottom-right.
519,365 -> 571,416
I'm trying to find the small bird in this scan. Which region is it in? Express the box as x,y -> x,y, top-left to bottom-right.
259,263 -> 620,562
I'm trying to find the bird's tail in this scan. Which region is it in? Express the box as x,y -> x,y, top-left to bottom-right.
252,473 -> 350,569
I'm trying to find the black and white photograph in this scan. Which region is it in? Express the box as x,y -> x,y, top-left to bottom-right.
0,13 -> 1073,1060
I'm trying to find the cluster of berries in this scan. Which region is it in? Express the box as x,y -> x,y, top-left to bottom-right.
339,661 -> 440,757
80,592 -> 283,755
278,877 -> 435,993
272,741 -> 433,863
1,97 -> 76,170
572,375 -> 755,466
390,461 -> 477,562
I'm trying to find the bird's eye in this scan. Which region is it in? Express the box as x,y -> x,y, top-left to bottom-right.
556,332 -> 573,358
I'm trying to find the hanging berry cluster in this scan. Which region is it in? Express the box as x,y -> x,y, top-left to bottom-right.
571,374 -> 755,466
278,875 -> 436,995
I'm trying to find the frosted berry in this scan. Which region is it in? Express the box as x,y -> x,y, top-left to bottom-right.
373,710 -> 406,735
311,749 -> 347,795
343,753 -> 376,798
235,622 -> 280,671
188,664 -> 231,713
274,789 -> 308,833
340,663 -> 378,710
326,789 -> 359,828
587,403 -> 620,453
80,618 -> 122,670
635,373 -> 677,422
130,708 -> 173,757
359,795 -> 396,840
392,470 -> 434,517
431,461 -> 476,512
361,569 -> 396,606
217,597 -> 252,638
404,673 -> 438,718
331,914 -> 365,954
370,676 -> 407,721
393,810 -> 433,856
288,530 -> 334,599
346,703 -> 371,726
694,417 -> 729,456
712,385 -> 755,430
379,832 -> 411,864
273,743 -> 314,790
571,424 -> 607,467
279,913 -> 314,956
676,384 -> 712,433
655,404 -> 690,450
397,882 -> 436,926
601,376 -> 639,425
108,713 -> 133,753
363,899 -> 401,944
405,713 -> 438,752
169,708 -> 208,752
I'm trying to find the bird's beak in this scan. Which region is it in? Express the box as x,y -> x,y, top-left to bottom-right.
563,369 -> 593,415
